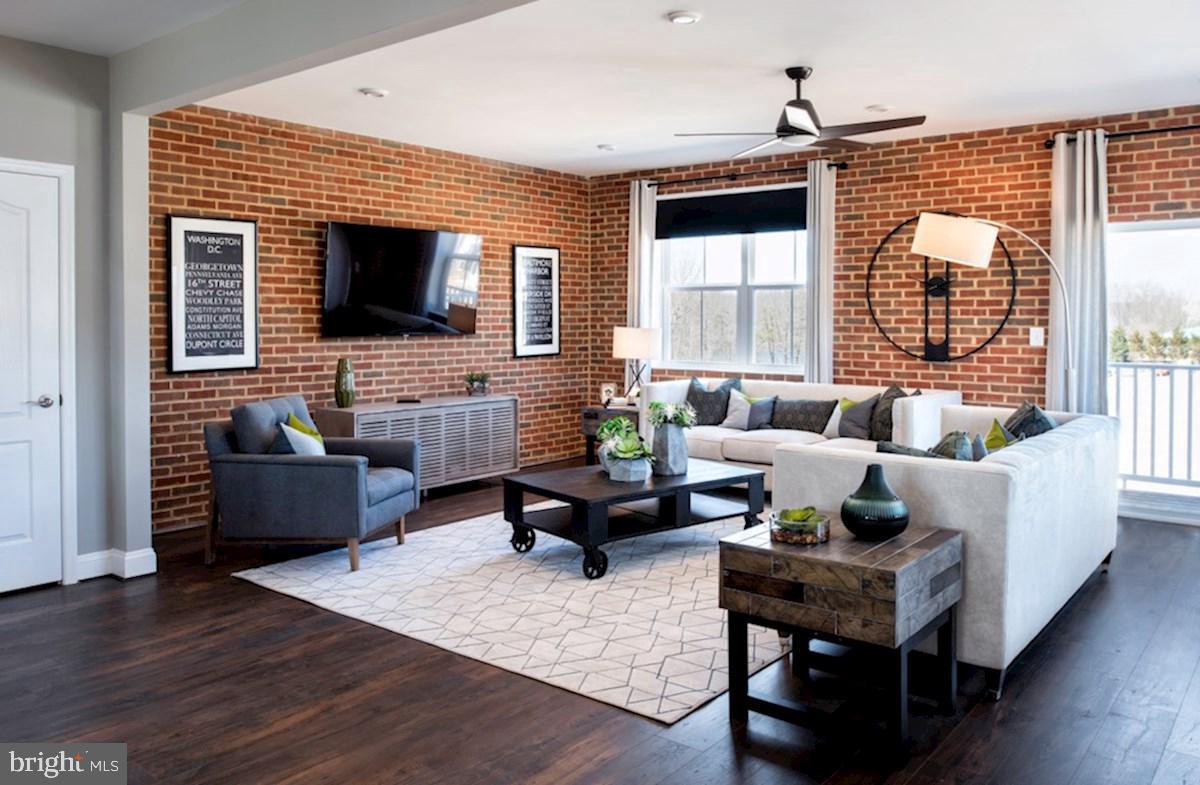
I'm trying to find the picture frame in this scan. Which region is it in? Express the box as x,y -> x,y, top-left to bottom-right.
600,383 -> 618,404
512,244 -> 560,358
168,215 -> 259,372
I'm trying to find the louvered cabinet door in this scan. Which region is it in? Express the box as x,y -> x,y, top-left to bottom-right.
442,408 -> 469,482
490,401 -> 517,472
357,414 -> 392,440
416,411 -> 445,487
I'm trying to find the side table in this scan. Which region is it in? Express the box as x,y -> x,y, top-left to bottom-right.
581,404 -> 640,465
719,519 -> 962,747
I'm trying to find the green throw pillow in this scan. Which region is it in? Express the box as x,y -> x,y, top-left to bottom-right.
983,419 -> 1018,451
287,412 -> 324,444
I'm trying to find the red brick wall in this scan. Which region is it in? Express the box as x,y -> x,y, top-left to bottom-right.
589,106 -> 1200,403
149,106 -> 590,530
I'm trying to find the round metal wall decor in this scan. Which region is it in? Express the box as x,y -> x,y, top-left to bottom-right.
865,212 -> 1018,362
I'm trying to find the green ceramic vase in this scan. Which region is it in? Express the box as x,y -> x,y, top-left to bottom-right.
334,358 -> 356,408
840,463 -> 909,541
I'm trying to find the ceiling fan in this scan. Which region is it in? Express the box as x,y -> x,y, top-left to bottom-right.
675,66 -> 926,159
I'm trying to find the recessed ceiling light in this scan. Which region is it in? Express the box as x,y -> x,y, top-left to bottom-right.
596,144 -> 616,152
666,10 -> 702,24
865,104 -> 893,113
357,87 -> 390,98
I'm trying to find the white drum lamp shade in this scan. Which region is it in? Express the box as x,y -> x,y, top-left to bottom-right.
612,327 -> 659,360
911,212 -> 999,269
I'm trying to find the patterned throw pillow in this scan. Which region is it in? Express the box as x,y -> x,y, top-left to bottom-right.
1005,401 -> 1057,440
838,395 -> 880,439
869,385 -> 910,442
686,378 -> 741,426
877,441 -> 944,459
271,422 -> 326,456
771,399 -> 838,433
931,430 -> 973,461
721,389 -> 776,430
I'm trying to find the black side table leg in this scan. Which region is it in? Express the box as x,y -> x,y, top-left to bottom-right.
585,435 -> 597,466
938,607 -> 958,713
792,629 -> 812,679
728,611 -> 749,727
890,643 -> 910,747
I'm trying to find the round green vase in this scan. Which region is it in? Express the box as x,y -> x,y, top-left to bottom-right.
840,463 -> 909,541
334,358 -> 357,408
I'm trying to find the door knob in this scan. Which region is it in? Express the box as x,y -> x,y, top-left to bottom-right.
25,395 -> 55,408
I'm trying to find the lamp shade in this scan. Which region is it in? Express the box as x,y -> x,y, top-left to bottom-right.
910,212 -> 998,269
612,326 -> 659,360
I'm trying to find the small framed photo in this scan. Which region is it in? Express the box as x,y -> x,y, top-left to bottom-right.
600,383 -> 618,404
512,245 -> 560,358
168,215 -> 258,372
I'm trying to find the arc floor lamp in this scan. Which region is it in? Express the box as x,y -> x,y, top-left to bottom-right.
911,211 -> 1075,402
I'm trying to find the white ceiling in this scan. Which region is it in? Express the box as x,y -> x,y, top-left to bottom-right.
0,0 -> 248,56
204,0 -> 1200,176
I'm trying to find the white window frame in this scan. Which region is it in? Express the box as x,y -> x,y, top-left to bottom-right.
654,183 -> 807,374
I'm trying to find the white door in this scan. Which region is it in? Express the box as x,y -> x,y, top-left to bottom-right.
0,169 -> 62,593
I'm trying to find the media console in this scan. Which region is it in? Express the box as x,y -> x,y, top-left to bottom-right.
315,395 -> 519,491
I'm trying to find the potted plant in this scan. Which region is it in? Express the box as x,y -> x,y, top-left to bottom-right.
464,371 -> 491,396
595,416 -> 637,470
647,401 -> 696,476
603,431 -> 655,482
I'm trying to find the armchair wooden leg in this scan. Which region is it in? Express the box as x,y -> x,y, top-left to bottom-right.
348,538 -> 360,571
396,516 -> 406,545
204,490 -> 218,566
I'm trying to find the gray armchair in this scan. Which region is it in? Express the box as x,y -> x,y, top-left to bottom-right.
203,395 -> 420,571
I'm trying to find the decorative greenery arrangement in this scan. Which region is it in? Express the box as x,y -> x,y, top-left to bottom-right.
595,416 -> 653,462
647,401 -> 698,428
465,371 -> 491,385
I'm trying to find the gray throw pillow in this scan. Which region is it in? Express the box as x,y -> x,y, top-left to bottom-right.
838,395 -> 880,439
877,441 -> 944,459
686,378 -> 741,426
1005,401 -> 1057,440
747,395 -> 776,430
931,430 -> 973,461
971,434 -> 989,461
721,389 -> 776,430
869,385 -> 909,442
772,399 -> 838,433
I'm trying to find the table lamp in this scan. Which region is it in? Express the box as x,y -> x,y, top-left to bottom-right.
612,326 -> 660,404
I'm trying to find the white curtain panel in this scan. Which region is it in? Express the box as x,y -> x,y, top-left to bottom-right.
804,159 -> 836,383
1049,129 -> 1109,413
626,179 -> 658,390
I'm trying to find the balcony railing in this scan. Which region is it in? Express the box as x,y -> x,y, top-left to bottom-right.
1108,362 -> 1200,495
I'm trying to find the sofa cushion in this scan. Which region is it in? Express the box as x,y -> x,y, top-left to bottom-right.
1005,401 -> 1058,440
366,467 -> 416,506
870,385 -> 910,441
721,429 -> 826,464
231,395 -> 316,454
685,426 -> 742,460
686,378 -> 741,426
838,395 -> 879,439
772,399 -> 838,433
814,437 -> 879,452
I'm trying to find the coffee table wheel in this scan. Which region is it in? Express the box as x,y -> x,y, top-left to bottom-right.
582,547 -> 608,579
510,525 -> 536,553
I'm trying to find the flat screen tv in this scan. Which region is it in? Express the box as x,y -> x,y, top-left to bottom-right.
322,221 -> 482,337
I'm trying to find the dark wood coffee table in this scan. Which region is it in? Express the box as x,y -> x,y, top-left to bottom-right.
503,459 -> 765,579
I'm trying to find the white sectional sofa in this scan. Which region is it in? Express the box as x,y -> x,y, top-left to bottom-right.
639,378 -> 962,490
772,404 -> 1120,697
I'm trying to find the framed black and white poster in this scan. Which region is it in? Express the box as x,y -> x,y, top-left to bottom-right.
168,216 -> 259,372
512,244 -> 560,357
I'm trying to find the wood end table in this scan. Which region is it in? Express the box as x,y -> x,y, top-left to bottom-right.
719,518 -> 962,748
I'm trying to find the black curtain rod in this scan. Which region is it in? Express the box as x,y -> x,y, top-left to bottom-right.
650,160 -> 847,189
1043,122 -> 1200,149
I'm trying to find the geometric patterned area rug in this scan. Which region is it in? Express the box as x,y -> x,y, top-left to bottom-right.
234,503 -> 789,724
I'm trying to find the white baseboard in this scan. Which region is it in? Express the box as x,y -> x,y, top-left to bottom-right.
76,548 -> 158,580
1120,490 -> 1200,527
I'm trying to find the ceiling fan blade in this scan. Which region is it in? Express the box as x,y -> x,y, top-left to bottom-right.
818,116 -> 926,140
674,132 -> 778,137
813,137 -> 871,151
732,137 -> 782,159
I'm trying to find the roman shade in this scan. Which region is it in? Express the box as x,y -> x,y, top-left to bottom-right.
655,186 -> 806,239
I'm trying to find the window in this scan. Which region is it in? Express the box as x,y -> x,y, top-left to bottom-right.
656,229 -> 807,371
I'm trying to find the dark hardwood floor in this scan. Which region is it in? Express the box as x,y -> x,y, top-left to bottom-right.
3,464 -> 1200,784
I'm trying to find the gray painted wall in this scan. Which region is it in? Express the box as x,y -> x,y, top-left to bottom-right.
0,35 -> 111,554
